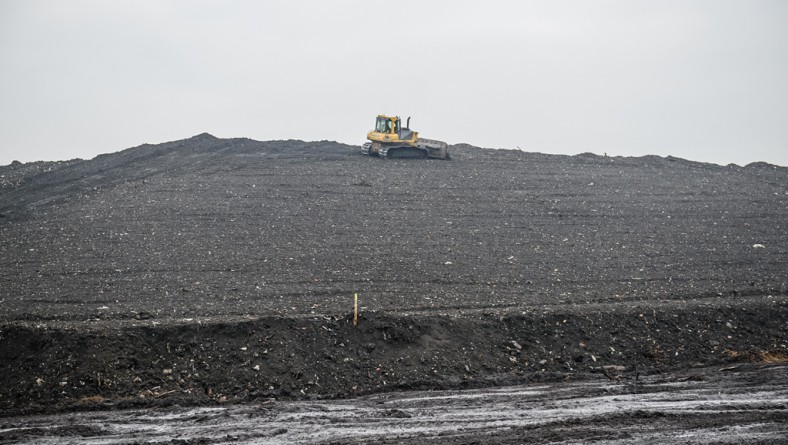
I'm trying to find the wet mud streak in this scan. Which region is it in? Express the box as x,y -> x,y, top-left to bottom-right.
1,364 -> 786,444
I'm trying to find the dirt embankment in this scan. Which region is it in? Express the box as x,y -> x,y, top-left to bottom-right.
1,135 -> 786,415
2,296 -> 786,415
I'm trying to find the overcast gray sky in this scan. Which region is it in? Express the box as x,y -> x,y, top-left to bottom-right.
1,0 -> 786,166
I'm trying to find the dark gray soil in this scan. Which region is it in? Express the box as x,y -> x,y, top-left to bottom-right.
1,134 -> 786,442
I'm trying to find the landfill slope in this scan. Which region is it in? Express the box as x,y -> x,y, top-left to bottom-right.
0,134 -> 786,415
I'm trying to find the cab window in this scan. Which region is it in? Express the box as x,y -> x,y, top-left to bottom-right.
375,118 -> 388,133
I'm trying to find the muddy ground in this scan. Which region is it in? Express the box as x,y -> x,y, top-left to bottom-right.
3,364 -> 786,444
0,135 -> 786,441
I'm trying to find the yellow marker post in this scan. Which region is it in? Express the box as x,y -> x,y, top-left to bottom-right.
353,293 -> 358,327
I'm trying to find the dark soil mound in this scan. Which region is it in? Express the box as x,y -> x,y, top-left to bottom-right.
2,297 -> 786,415
1,135 -> 786,414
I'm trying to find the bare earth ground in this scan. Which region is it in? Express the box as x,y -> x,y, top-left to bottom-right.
0,135 -> 786,443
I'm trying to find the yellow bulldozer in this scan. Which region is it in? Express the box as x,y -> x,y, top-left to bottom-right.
362,115 -> 450,160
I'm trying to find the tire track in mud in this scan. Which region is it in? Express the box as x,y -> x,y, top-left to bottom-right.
2,364 -> 786,444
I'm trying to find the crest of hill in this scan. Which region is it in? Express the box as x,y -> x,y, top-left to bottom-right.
454,143 -> 786,172
0,135 -> 354,218
1,135 -> 785,219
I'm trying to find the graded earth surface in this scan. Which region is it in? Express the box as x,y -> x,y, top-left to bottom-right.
0,135 -> 786,443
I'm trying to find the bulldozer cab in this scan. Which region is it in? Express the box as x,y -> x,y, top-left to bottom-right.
375,116 -> 400,134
